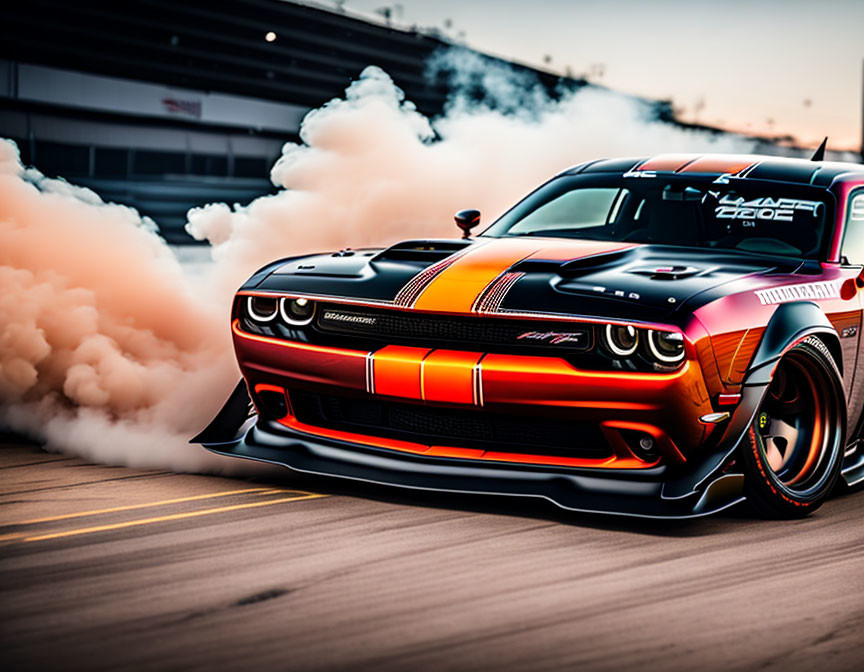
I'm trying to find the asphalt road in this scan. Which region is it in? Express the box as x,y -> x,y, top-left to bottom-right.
1,440 -> 863,672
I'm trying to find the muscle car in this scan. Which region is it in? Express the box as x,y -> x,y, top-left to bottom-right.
194,153 -> 864,518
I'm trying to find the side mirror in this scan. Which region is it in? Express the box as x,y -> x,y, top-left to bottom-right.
840,268 -> 864,301
454,209 -> 481,239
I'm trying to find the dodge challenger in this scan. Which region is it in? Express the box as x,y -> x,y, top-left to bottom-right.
195,153 -> 864,518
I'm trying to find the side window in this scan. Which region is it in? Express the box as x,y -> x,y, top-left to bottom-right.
842,193 -> 864,265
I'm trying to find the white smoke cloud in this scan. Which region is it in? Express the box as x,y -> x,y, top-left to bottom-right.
0,140 -> 255,472
0,55 -> 814,472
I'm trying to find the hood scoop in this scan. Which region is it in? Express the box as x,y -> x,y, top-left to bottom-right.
630,265 -> 703,280
555,249 -> 634,277
510,249 -> 635,277
373,239 -> 471,263
508,258 -> 565,274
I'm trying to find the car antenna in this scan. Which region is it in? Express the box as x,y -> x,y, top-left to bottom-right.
810,137 -> 828,161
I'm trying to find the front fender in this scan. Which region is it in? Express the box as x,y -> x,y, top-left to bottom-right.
663,301 -> 841,500
745,301 -> 841,385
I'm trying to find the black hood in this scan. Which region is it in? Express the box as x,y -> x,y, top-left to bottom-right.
249,238 -> 800,324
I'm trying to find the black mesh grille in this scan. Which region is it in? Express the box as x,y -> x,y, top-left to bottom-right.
314,304 -> 592,352
290,391 -> 610,458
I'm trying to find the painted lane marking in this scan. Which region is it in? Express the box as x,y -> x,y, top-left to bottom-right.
2,487 -> 285,527
0,493 -> 327,544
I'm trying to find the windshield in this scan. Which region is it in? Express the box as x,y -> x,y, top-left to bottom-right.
483,174 -> 834,260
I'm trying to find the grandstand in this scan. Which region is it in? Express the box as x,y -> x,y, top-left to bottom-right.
1,0 -> 700,241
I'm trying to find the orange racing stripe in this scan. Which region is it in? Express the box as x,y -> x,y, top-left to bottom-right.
412,239 -> 542,312
412,239 -> 634,313
371,345 -> 430,400
422,350 -> 484,404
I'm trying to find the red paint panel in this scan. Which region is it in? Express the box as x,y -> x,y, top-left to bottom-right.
232,320 -> 367,391
426,446 -> 486,459
636,154 -> 701,172
676,155 -> 758,175
282,415 -> 430,455
372,345 -> 430,399
478,353 -> 710,455
422,350 -> 483,404
728,328 -> 765,384
481,452 -> 624,468
710,327 -> 765,386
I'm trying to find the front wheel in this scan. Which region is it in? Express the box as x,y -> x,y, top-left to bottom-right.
741,337 -> 846,518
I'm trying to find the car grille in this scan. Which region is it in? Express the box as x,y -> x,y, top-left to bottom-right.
314,303 -> 593,352
290,390 -> 610,458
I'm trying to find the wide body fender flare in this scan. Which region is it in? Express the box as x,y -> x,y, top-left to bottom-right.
663,301 -> 845,500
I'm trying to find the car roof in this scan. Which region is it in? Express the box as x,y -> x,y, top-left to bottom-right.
564,154 -> 864,187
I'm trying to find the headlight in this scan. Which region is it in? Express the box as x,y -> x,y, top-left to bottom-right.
280,297 -> 316,325
647,330 -> 685,364
604,324 -> 639,356
247,296 -> 278,322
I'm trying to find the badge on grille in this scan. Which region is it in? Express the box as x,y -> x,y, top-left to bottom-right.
517,331 -> 588,346
321,311 -> 378,326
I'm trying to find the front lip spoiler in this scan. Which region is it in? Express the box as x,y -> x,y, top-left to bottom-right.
202,416 -> 745,520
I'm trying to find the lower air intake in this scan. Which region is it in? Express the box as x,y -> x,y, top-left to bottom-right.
290,390 -> 610,458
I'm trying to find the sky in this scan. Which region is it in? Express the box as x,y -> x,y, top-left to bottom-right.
330,0 -> 864,151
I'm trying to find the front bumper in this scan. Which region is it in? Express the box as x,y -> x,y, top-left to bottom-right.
199,386 -> 745,519
231,319 -> 720,468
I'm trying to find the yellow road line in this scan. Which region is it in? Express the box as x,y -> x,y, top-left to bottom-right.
0,532 -> 26,542
0,532 -> 25,542
5,493 -> 327,543
4,487 -> 294,526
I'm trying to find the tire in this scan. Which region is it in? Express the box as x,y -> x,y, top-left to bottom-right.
741,337 -> 846,518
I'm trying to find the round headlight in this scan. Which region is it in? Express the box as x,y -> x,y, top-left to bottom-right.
280,297 -> 316,326
247,296 -> 278,322
647,330 -> 685,364
605,324 -> 639,357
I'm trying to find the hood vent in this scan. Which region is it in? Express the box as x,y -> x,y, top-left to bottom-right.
630,265 -> 702,280
373,240 -> 472,263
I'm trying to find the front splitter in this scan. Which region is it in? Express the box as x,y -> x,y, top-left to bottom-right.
204,421 -> 745,519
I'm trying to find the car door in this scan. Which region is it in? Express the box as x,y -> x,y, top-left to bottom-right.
840,189 -> 864,437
